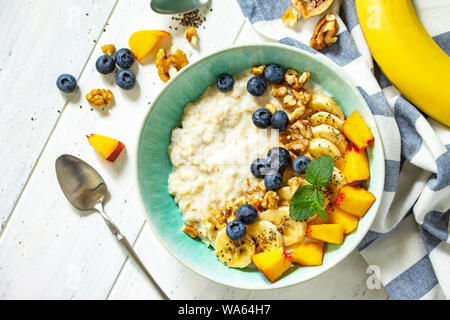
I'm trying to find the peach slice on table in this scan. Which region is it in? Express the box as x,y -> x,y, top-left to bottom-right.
334,185 -> 376,218
128,30 -> 171,61
342,144 -> 370,184
326,206 -> 359,234
342,111 -> 374,150
87,134 -> 125,162
290,239 -> 324,266
252,247 -> 292,283
306,224 -> 344,245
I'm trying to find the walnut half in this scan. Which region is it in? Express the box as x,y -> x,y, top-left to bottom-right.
310,13 -> 338,51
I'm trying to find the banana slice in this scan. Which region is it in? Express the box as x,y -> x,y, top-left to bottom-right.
328,167 -> 346,200
260,207 -> 307,247
308,138 -> 342,161
247,220 -> 284,254
310,111 -> 344,131
214,228 -> 255,268
311,124 -> 348,153
309,94 -> 345,120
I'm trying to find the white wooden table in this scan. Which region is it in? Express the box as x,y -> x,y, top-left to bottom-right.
0,0 -> 391,300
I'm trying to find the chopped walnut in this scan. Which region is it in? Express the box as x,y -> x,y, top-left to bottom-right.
284,68 -> 300,89
279,128 -> 302,145
156,47 -> 189,82
288,176 -> 308,194
285,139 -> 310,155
182,224 -> 198,238
282,95 -> 297,109
281,7 -> 300,27
185,27 -> 198,45
262,191 -> 279,210
266,103 -> 281,114
101,44 -> 116,56
292,89 -> 312,106
85,89 -> 113,107
298,72 -> 311,88
289,105 -> 306,123
292,119 -> 312,138
272,84 -> 289,98
310,14 -> 339,51
251,65 -> 266,76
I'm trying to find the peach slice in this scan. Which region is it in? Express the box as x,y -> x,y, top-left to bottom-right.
87,134 -> 125,162
342,144 -> 370,184
128,30 -> 171,61
252,248 -> 292,283
334,185 -> 376,218
326,206 -> 359,234
306,224 -> 344,244
290,240 -> 324,266
342,111 -> 374,150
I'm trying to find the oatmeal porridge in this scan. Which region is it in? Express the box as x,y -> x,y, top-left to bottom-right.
167,64 -> 376,282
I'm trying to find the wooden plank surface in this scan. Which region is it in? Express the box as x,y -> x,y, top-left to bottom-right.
0,0 -> 402,300
0,0 -> 118,231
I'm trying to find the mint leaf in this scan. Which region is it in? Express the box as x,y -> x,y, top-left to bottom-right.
312,201 -> 328,220
305,155 -> 334,187
291,184 -> 324,204
289,199 -> 316,221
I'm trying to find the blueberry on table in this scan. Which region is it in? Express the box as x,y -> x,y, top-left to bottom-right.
264,172 -> 283,191
252,108 -> 272,129
56,74 -> 77,93
226,220 -> 247,241
267,147 -> 291,172
271,110 -> 289,131
216,74 -> 234,92
263,64 -> 285,84
236,204 -> 258,225
247,76 -> 267,96
114,48 -> 135,69
250,158 -> 271,178
115,69 -> 136,90
96,55 -> 116,74
293,156 -> 311,174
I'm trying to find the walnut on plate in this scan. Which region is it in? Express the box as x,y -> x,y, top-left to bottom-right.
85,89 -> 113,107
310,13 -> 339,50
281,7 -> 300,27
185,27 -> 198,46
291,0 -> 335,19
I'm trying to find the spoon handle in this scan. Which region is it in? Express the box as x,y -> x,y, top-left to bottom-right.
95,203 -> 169,300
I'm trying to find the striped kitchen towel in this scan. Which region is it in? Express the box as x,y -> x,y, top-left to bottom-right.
237,0 -> 450,300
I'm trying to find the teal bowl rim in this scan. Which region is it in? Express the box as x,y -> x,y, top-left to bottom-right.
135,43 -> 385,290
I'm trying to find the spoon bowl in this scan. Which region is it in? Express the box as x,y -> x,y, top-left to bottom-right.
150,0 -> 209,14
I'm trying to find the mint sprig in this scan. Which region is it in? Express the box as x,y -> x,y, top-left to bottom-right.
289,155 -> 334,221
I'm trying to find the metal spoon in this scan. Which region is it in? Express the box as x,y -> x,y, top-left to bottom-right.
55,154 -> 168,300
150,0 -> 209,14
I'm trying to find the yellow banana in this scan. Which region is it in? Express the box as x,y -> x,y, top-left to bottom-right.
356,0 -> 450,127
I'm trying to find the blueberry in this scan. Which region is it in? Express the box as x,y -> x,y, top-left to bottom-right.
216,74 -> 234,92
226,220 -> 246,241
96,55 -> 116,74
250,158 -> 271,178
115,69 -> 136,90
236,204 -> 258,225
56,74 -> 77,93
247,76 -> 267,96
293,156 -> 311,174
271,110 -> 289,131
263,64 -> 285,84
264,172 -> 283,191
252,108 -> 272,129
114,48 -> 135,69
267,147 -> 291,172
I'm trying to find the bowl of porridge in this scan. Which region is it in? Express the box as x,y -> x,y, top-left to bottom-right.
136,44 -> 385,289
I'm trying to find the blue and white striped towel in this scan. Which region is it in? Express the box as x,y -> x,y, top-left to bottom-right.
237,0 -> 450,300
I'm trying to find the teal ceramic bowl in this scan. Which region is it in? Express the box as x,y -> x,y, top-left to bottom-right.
136,44 -> 385,290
